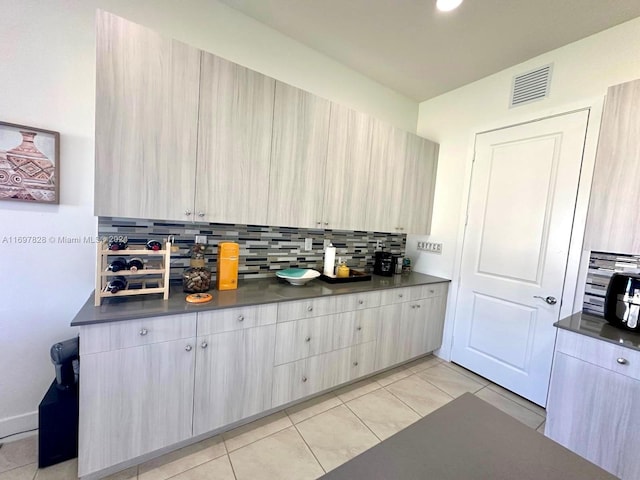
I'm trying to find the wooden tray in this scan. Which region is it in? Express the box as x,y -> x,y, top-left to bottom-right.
319,270 -> 372,284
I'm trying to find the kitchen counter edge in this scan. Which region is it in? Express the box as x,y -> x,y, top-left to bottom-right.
72,272 -> 450,326
555,311 -> 640,352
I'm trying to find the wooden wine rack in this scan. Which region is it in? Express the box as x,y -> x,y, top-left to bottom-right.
94,240 -> 171,306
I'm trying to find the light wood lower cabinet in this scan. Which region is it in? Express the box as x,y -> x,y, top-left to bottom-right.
546,330 -> 640,479
193,325 -> 276,435
79,283 -> 448,477
78,338 -> 196,477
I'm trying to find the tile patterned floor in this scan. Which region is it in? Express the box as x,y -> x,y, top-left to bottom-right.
0,356 -> 546,480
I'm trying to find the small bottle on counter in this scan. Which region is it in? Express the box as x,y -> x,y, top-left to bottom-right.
106,276 -> 128,293
107,257 -> 127,272
183,243 -> 212,293
127,257 -> 144,272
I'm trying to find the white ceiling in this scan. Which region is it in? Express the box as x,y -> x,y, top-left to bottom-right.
219,0 -> 640,101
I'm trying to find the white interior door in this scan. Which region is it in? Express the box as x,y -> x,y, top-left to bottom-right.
451,110 -> 589,406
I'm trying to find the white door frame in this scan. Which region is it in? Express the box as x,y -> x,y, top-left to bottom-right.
436,98 -> 605,367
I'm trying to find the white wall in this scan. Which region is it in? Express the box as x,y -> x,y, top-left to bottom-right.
408,16 -> 640,360
0,0 -> 418,437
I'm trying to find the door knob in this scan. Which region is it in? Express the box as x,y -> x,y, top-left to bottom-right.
533,295 -> 557,305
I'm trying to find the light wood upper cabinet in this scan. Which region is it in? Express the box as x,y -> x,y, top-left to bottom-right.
267,82 -> 331,228
195,52 -> 275,225
585,79 -> 640,254
365,122 -> 408,232
323,103 -> 375,231
399,134 -> 438,234
94,11 -> 201,221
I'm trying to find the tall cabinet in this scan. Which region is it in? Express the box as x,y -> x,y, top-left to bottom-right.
584,78 -> 640,254
267,82 -> 331,228
195,53 -> 275,225
94,10 -> 201,221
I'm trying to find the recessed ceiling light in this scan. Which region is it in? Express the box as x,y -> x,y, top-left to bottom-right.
436,0 -> 463,12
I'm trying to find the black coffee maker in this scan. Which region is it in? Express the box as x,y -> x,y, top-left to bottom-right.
374,250 -> 394,277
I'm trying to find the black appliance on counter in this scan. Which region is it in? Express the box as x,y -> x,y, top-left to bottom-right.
374,251 -> 395,277
604,273 -> 640,332
38,337 -> 80,468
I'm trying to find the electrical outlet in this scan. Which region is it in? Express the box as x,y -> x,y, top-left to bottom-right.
195,235 -> 207,244
417,241 -> 442,254
324,239 -> 331,248
304,238 -> 313,251
376,240 -> 382,249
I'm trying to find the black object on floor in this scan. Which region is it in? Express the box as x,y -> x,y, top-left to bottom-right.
38,380 -> 79,468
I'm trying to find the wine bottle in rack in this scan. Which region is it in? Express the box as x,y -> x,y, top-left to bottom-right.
106,276 -> 128,293
107,257 -> 127,272
146,240 -> 162,251
127,257 -> 144,272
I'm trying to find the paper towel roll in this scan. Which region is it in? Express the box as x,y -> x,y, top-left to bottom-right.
324,244 -> 336,275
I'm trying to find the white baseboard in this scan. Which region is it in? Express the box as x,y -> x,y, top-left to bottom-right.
0,411 -> 38,441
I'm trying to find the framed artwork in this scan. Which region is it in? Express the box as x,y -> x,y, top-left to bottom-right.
0,121 -> 60,204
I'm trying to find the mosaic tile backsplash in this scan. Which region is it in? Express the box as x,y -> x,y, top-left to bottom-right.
99,217 -> 406,281
583,251 -> 640,316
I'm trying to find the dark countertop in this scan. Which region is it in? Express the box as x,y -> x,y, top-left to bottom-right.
72,272 -> 450,326
555,311 -> 640,352
320,393 -> 615,480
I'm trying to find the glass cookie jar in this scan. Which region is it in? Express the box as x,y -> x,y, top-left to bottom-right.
183,243 -> 212,293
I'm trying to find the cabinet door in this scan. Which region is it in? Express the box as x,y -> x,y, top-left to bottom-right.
365,122 -> 408,232
375,303 -> 404,369
399,134 -> 438,234
94,11 -> 200,221
423,295 -> 447,353
268,82 -> 331,228
78,339 -> 196,477
333,309 -> 379,350
193,325 -> 276,435
546,352 -> 639,478
196,52 -> 275,225
274,315 -> 335,365
323,103 -> 374,230
585,79 -> 640,254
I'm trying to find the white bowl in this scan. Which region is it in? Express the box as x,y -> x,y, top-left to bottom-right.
276,268 -> 321,286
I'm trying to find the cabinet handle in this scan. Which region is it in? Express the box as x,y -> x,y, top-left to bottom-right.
185,344 -> 193,352
237,315 -> 245,322
201,341 -> 208,349
139,328 -> 148,336
316,221 -> 321,225
411,305 -> 416,309
356,326 -> 362,331
324,222 -> 329,226
398,293 -> 403,298
197,212 -> 205,217
358,300 -> 364,305
617,357 -> 629,365
305,336 -> 311,342
184,210 -> 192,216
302,376 -> 308,383
353,361 -> 359,366
307,306 -> 313,312
417,304 -> 422,309
429,289 -> 435,294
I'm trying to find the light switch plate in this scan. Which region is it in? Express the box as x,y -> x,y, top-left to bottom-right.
304,238 -> 313,251
417,241 -> 442,254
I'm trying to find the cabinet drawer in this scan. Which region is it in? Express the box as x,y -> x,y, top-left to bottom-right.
272,342 -> 377,407
556,329 -> 640,381
197,304 -> 277,335
274,315 -> 334,365
109,314 -> 197,350
379,288 -> 410,305
277,295 -> 355,322
333,309 -> 379,350
353,291 -> 381,310
81,314 -> 197,354
409,282 -> 449,300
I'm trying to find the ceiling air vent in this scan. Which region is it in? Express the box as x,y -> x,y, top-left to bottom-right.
509,64 -> 553,108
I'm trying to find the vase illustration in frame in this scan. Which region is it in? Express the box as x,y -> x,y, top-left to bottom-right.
0,121 -> 60,204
